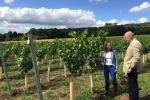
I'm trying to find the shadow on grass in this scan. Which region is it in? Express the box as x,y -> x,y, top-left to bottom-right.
39,75 -> 72,93
92,76 -> 129,100
91,93 -> 104,100
140,62 -> 150,74
0,65 -> 65,81
38,66 -> 64,75
8,67 -> 19,72
140,95 -> 150,100
44,60 -> 60,65
12,89 -> 24,96
1,76 -> 71,99
0,93 -> 11,100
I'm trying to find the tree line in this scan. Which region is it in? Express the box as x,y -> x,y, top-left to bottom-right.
0,22 -> 150,41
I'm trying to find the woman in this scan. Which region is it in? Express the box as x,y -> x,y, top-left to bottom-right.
94,41 -> 118,97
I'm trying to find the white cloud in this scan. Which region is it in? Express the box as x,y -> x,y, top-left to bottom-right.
0,7 -> 96,28
138,18 -> 148,23
104,18 -> 148,25
0,22 -> 69,33
94,19 -> 136,27
95,20 -> 106,27
96,19 -> 118,26
108,19 -> 118,23
0,7 -> 97,33
0,6 -> 148,34
0,18 -> 147,34
0,22 -> 30,33
118,20 -> 136,25
129,2 -> 150,13
89,0 -> 108,4
4,0 -> 14,4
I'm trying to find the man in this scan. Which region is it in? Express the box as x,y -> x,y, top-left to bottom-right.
123,31 -> 142,100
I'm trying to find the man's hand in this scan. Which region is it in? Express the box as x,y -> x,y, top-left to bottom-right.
115,70 -> 118,73
94,58 -> 98,61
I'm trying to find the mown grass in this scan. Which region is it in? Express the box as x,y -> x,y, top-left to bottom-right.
0,53 -> 150,100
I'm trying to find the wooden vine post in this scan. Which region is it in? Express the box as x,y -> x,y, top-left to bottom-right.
45,54 -> 47,60
142,54 -> 145,63
90,75 -> 94,95
87,66 -> 90,69
70,82 -> 74,100
0,67 -> 2,79
25,73 -> 28,88
64,65 -> 67,78
28,34 -> 43,100
59,56 -> 62,67
0,44 -> 12,95
47,60 -> 51,82
14,54 -> 17,59
52,55 -> 54,62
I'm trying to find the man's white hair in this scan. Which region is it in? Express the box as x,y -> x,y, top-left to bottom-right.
125,31 -> 134,37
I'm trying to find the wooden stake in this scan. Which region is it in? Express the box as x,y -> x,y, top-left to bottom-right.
70,82 -> 74,100
0,67 -> 2,79
27,37 -> 30,44
25,73 -> 28,88
48,60 -> 51,82
45,54 -> 47,60
87,66 -> 90,69
64,65 -> 67,78
90,75 -> 94,95
14,54 -> 17,59
47,67 -> 50,82
144,54 -> 146,62
142,55 -> 145,63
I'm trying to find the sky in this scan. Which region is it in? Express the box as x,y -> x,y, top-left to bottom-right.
0,0 -> 150,34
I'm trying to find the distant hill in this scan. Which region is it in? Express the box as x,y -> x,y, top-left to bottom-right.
124,22 -> 150,28
65,22 -> 150,31
1,22 -> 150,41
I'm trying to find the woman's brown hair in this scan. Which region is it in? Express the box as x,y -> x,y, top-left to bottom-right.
104,41 -> 112,52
